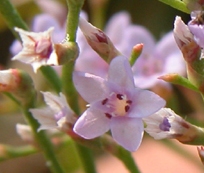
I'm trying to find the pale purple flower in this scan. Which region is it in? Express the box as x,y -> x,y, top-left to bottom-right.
30,92 -> 76,132
143,108 -> 187,140
12,27 -> 58,73
73,55 -> 166,151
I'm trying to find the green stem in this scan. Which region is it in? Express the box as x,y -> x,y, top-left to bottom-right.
158,0 -> 190,13
22,108 -> 65,173
4,92 -> 21,107
63,1 -> 97,173
76,144 -> 96,173
0,145 -> 37,162
115,147 -> 140,173
0,2 -> 64,170
66,0 -> 84,42
0,0 -> 28,40
40,66 -> 62,94
101,135 -> 140,173
61,62 -> 79,113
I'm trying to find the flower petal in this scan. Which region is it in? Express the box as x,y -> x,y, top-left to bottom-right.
118,25 -> 155,57
105,12 -> 131,44
30,107 -> 57,131
155,32 -> 180,60
42,92 -> 74,114
73,108 -> 111,139
73,71 -> 108,103
108,56 -> 135,89
188,22 -> 204,48
110,117 -> 144,151
129,89 -> 166,118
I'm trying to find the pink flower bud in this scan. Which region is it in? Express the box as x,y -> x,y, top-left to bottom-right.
79,17 -> 120,62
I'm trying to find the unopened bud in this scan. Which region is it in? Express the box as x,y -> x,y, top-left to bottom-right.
79,17 -> 120,62
159,73 -> 198,92
0,69 -> 36,106
54,40 -> 79,64
129,43 -> 143,66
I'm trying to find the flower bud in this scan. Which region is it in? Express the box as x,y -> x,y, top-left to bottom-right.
129,43 -> 143,66
79,17 -> 120,62
0,69 -> 36,106
159,73 -> 198,92
54,40 -> 79,65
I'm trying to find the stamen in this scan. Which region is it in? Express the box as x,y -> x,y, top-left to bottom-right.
125,105 -> 130,112
117,94 -> 123,100
102,98 -> 108,105
126,100 -> 132,104
159,117 -> 171,131
105,113 -> 112,119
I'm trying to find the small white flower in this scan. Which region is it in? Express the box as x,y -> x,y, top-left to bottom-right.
143,108 -> 185,139
30,92 -> 76,132
12,27 -> 58,73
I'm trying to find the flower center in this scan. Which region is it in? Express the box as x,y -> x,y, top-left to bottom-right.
102,93 -> 132,118
54,107 -> 67,121
159,117 -> 171,131
35,39 -> 53,59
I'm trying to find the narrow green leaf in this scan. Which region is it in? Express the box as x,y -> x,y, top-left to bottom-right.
158,0 -> 190,13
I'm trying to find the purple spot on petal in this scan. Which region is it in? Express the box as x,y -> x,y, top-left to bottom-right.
102,98 -> 108,105
126,100 -> 132,104
95,31 -> 108,43
159,117 -> 171,131
125,105 -> 130,112
105,113 -> 112,119
116,94 -> 123,100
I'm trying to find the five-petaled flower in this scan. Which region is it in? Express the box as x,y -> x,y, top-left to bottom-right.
30,92 -> 76,132
12,27 -> 58,73
73,55 -> 166,151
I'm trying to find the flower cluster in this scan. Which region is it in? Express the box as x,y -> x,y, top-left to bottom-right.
7,10 -> 170,152
6,0 -> 204,161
